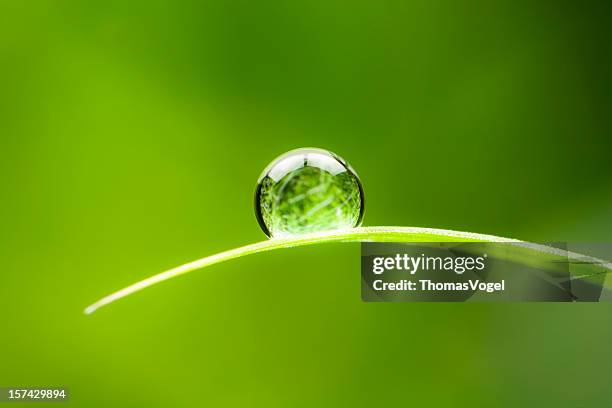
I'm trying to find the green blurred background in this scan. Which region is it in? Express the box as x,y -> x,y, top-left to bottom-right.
1,1 -> 611,406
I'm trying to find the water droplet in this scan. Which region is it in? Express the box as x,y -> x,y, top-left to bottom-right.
255,148 -> 365,238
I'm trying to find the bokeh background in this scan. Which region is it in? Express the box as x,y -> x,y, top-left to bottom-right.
1,1 -> 611,406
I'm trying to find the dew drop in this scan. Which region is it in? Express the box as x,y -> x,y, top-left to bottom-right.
255,148 -> 365,238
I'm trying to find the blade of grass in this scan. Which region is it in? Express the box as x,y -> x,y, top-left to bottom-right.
84,226 -> 612,314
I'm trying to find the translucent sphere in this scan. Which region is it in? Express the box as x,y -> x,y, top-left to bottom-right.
255,148 -> 364,238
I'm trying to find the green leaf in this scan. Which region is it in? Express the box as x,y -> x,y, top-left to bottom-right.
84,226 -> 612,314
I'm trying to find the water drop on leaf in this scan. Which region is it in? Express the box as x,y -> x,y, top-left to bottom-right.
255,148 -> 365,238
